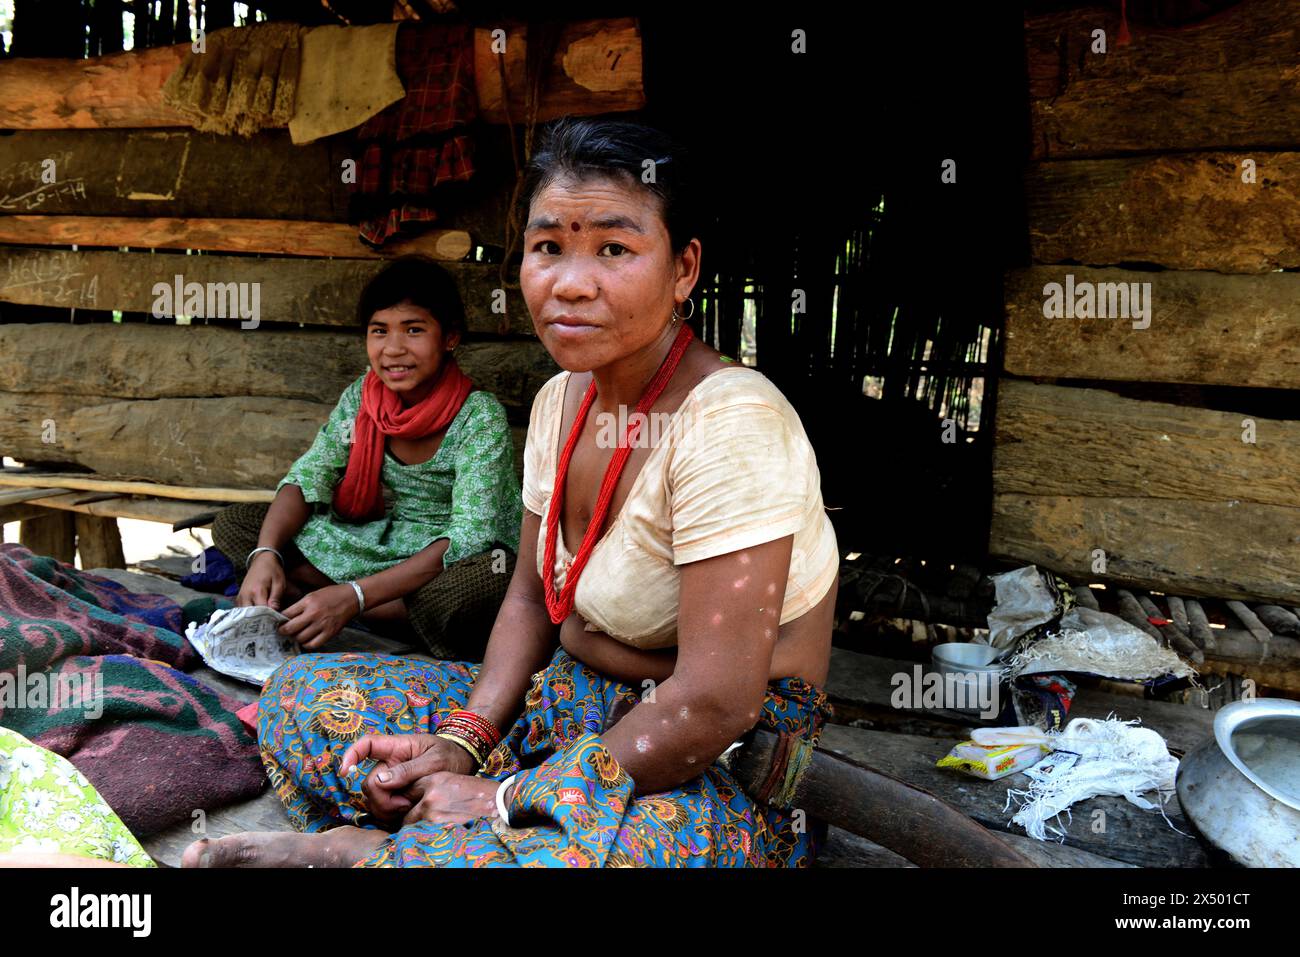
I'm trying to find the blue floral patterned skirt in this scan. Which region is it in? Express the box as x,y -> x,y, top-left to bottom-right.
257,646 -> 832,867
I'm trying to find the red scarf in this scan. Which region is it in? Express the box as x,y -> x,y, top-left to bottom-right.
332,358 -> 474,523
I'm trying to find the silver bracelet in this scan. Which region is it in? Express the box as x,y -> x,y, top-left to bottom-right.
346,579 -> 365,613
247,546 -> 283,568
495,773 -> 518,826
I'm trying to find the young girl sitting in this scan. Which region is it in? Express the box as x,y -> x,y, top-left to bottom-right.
212,255 -> 521,660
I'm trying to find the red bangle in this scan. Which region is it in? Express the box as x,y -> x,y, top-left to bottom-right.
439,709 -> 501,753
438,722 -> 492,758
447,709 -> 500,744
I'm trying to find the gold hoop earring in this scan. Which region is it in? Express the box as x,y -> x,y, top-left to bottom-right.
671,297 -> 696,323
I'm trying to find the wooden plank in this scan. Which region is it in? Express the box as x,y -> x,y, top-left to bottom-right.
989,493 -> 1300,607
0,391 -> 328,488
0,486 -> 67,506
74,513 -> 125,569
0,491 -> 223,526
817,723 -> 1207,867
993,381 -> 1300,510
816,827 -> 914,868
18,509 -> 76,562
473,19 -> 644,124
1026,0 -> 1300,159
1026,153 -> 1300,274
990,381 -> 1300,605
818,822 -> 1132,868
0,323 -> 557,418
0,130 -> 350,220
0,127 -> 511,245
1004,266 -> 1300,388
0,471 -> 276,503
0,20 -> 643,131
0,216 -> 472,261
1,405 -> 528,489
0,43 -> 189,129
1191,628 -> 1300,694
0,248 -> 533,334
826,648 -> 1215,757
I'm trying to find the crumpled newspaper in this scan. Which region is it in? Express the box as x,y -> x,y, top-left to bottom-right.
184,605 -> 298,686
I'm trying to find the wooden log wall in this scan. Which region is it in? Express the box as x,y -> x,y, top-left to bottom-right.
0,20 -> 645,130
993,0 -> 1300,607
0,19 -> 644,500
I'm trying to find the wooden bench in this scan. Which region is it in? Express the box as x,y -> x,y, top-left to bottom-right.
0,467 -> 259,568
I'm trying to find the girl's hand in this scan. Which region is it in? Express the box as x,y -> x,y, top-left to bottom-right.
400,772 -> 500,827
340,734 -> 478,823
277,583 -> 358,650
237,552 -> 286,610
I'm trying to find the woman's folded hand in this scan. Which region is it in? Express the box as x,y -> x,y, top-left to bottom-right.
340,733 -> 478,824
277,583 -> 357,650
399,772 -> 499,827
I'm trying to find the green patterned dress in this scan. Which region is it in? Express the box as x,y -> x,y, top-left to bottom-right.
277,373 -> 522,583
0,727 -> 154,866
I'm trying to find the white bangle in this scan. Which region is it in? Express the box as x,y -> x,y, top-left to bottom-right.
247,546 -> 283,568
495,773 -> 518,826
346,580 -> 365,613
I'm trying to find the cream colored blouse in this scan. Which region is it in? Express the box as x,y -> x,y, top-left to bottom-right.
522,365 -> 839,650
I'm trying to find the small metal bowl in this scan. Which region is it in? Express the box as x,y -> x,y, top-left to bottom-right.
930,643 -> 1005,715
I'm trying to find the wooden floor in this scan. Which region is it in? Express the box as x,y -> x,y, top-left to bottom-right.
93,566 -> 1216,868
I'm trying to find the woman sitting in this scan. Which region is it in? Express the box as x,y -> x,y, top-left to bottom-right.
187,117 -> 839,868
212,256 -> 521,660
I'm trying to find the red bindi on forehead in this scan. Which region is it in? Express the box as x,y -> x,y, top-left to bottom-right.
570,221 -> 581,231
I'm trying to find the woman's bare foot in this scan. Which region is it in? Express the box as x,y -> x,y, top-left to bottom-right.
181,826 -> 387,868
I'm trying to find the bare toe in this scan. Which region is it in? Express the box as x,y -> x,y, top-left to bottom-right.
180,838 -> 210,869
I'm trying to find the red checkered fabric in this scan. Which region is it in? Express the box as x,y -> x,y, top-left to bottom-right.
351,21 -> 478,247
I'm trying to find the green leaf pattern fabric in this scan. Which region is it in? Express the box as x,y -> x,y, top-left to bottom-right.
277,374 -> 522,582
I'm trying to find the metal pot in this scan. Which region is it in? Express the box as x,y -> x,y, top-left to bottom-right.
1176,697 -> 1300,867
930,642 -> 1005,715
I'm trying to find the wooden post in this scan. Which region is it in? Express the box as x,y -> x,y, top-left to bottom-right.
1167,596 -> 1191,640
1226,600 -> 1274,644
74,514 -> 126,569
1115,589 -> 1164,643
1136,593 -> 1203,665
1253,605 -> 1300,637
19,510 -> 76,563
1185,599 -> 1218,653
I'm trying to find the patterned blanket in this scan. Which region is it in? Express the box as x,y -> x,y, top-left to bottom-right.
0,544 -> 267,836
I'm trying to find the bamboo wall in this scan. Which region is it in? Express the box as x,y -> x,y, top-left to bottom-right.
993,0 -> 1300,606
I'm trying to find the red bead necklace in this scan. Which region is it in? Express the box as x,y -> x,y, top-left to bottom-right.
543,322 -> 695,624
